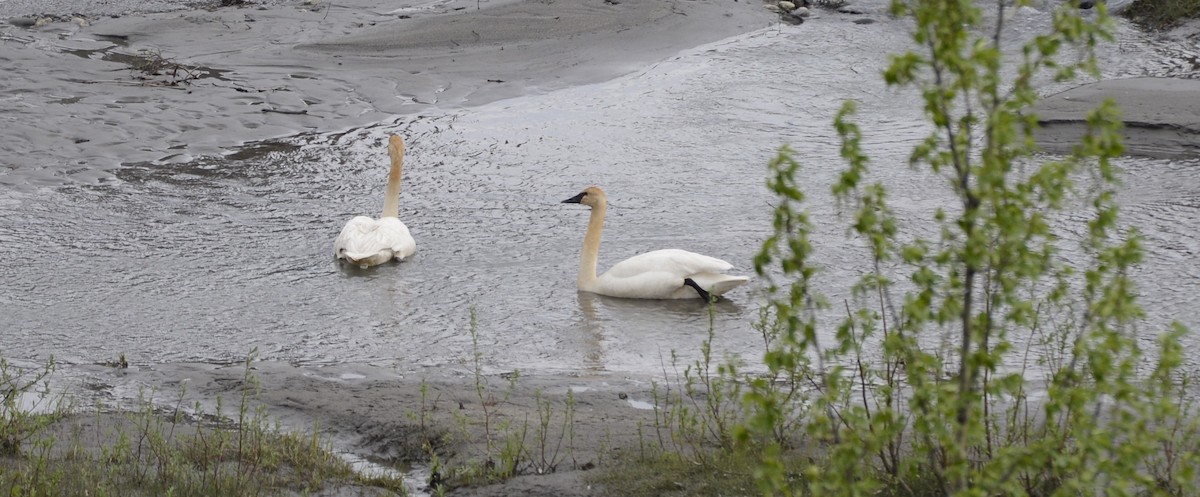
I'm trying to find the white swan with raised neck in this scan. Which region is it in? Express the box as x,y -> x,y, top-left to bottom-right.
334,135 -> 416,268
562,186 -> 749,300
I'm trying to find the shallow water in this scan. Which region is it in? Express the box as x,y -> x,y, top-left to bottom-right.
2,5 -> 1198,381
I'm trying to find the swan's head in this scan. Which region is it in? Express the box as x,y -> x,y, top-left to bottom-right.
562,186 -> 607,208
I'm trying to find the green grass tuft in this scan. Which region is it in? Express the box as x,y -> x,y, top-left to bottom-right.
589,449 -> 763,497
1122,0 -> 1200,29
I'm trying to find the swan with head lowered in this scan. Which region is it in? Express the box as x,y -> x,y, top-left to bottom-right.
562,186 -> 749,301
334,135 -> 416,268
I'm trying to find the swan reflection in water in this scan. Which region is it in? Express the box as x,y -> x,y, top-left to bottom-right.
574,291 -> 744,373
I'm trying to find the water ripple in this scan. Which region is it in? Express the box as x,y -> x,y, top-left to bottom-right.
2,13 -> 1197,377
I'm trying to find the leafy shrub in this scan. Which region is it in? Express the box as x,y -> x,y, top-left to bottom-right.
740,0 -> 1199,495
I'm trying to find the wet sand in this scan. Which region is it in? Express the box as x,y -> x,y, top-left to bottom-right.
3,0 -> 1193,188
1033,76 -> 1200,159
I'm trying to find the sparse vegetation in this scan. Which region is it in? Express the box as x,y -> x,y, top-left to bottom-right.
0,353 -> 407,496
1122,0 -> 1200,29
128,48 -> 203,86
590,448 -> 762,497
589,307 -> 765,495
429,307 -> 583,492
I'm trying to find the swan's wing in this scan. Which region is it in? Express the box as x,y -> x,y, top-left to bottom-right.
377,217 -> 417,260
334,216 -> 376,258
596,270 -> 703,299
594,270 -> 749,299
688,273 -> 750,297
334,216 -> 416,261
595,249 -> 748,299
603,249 -> 733,279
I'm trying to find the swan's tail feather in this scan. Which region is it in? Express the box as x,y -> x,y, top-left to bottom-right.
705,275 -> 750,297
341,252 -> 372,263
339,250 -> 394,268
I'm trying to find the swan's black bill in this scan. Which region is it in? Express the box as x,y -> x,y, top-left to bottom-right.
562,192 -> 586,204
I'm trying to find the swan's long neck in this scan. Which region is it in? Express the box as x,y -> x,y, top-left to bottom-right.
381,138 -> 405,219
578,202 -> 605,289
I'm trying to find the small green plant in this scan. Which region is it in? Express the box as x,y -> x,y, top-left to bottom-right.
529,388 -> 577,474
1,356 -> 66,457
597,304 -> 764,495
468,306 -> 519,461
435,307 -> 582,490
405,376 -> 450,457
648,307 -> 750,460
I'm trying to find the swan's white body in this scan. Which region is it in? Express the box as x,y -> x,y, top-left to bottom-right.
334,216 -> 415,267
334,135 -> 416,268
563,186 -> 749,300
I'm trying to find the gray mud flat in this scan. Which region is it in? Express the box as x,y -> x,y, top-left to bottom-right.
0,0 -> 774,181
1033,77 -> 1200,159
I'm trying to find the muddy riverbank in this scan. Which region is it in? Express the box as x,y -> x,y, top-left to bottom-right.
1,0 -> 776,183
4,0 -> 1200,495
70,359 -> 662,496
1034,76 -> 1200,159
